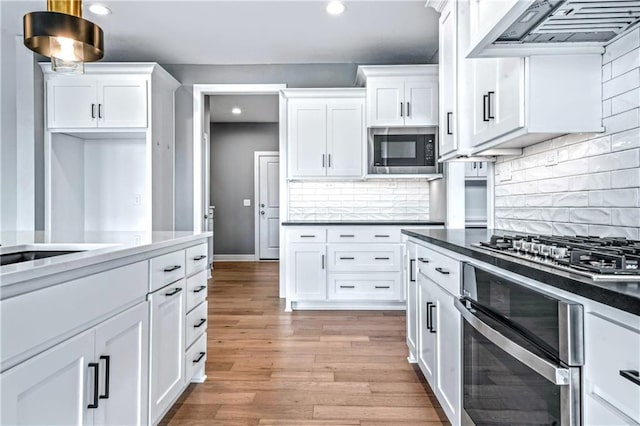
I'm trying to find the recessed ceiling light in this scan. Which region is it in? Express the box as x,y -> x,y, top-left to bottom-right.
326,1 -> 346,15
232,107 -> 242,115
89,4 -> 111,15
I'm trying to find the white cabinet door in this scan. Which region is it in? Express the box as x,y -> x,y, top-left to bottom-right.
476,161 -> 488,177
492,57 -> 524,138
367,78 -> 405,127
471,59 -> 496,146
149,282 -> 185,424
288,100 -> 327,177
287,244 -> 327,301
404,78 -> 438,127
97,79 -> 148,128
326,99 -> 364,177
0,329 -> 95,426
439,1 -> 457,156
47,78 -> 97,129
417,272 -> 436,386
406,242 -> 418,362
464,162 -> 478,177
433,285 -> 461,426
94,302 -> 149,426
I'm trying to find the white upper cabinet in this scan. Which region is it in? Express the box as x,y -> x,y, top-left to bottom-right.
47,76 -> 148,129
356,65 -> 439,128
438,0 -> 458,157
285,89 -> 365,179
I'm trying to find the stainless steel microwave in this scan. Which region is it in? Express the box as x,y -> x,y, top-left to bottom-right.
368,132 -> 438,174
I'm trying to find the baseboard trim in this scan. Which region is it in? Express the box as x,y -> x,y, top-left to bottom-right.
291,301 -> 406,311
213,254 -> 256,262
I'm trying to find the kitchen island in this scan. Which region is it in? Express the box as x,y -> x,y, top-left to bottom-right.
0,231 -> 211,426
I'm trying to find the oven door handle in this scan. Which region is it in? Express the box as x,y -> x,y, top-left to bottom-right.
455,298 -> 571,386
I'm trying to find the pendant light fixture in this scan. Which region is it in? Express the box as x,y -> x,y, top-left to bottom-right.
23,0 -> 104,74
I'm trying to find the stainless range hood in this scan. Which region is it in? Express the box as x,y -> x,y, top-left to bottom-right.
467,0 -> 640,57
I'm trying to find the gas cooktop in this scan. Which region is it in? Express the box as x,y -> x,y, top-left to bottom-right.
474,234 -> 640,282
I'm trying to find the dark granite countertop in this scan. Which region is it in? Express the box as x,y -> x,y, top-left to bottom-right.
402,228 -> 640,316
282,221 -> 445,226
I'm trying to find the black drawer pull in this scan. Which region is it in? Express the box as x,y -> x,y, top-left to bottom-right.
99,356 -> 110,400
340,257 -> 355,260
88,362 -> 99,409
164,265 -> 182,272
375,286 -> 390,289
375,257 -> 390,260
409,259 -> 416,282
300,235 -> 316,238
374,235 -> 390,238
193,352 -> 206,363
193,255 -> 206,261
340,285 -> 355,289
340,234 -> 355,238
620,370 -> 640,386
193,285 -> 207,293
435,267 -> 450,275
428,303 -> 437,333
165,287 -> 182,297
418,258 -> 430,263
194,318 -> 207,328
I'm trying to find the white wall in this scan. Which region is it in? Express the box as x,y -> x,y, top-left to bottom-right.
494,29 -> 640,239
288,179 -> 430,221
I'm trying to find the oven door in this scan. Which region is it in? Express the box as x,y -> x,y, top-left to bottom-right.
456,298 -> 581,426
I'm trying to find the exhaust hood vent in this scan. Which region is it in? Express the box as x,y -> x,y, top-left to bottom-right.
496,0 -> 640,44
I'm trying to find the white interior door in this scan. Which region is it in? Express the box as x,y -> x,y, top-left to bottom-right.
258,155 -> 280,259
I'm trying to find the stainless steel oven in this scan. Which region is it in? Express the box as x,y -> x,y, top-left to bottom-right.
457,263 -> 583,425
368,129 -> 438,174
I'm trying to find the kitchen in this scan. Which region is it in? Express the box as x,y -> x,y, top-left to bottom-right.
1,1 -> 639,425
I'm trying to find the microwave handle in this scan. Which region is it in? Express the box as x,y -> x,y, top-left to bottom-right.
454,298 -> 571,386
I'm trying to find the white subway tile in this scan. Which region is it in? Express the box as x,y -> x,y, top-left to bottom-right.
603,69 -> 640,100
612,49 -> 640,78
604,28 -> 640,64
589,188 -> 639,207
603,108 -> 640,134
526,221 -> 553,234
602,99 -> 612,118
540,208 -> 571,222
569,208 -> 611,225
611,208 -> 640,227
611,168 -> 640,189
523,140 -> 554,156
611,127 -> 640,151
525,166 -> 554,181
526,194 -> 553,207
612,89 -> 640,115
602,62 -> 613,82
552,158 -> 589,177
553,192 -> 589,207
552,222 -> 589,236
568,172 -> 611,191
588,149 -> 640,173
551,133 -> 595,149
588,224 -> 639,239
538,177 -> 570,193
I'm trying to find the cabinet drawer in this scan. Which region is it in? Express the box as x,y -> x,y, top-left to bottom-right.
585,312 -> 640,423
186,270 -> 208,313
328,227 -> 401,243
186,301 -> 208,349
328,244 -> 401,272
185,243 -> 208,276
287,228 -> 327,243
186,332 -> 207,382
416,245 -> 461,296
150,249 -> 186,292
328,273 -> 402,301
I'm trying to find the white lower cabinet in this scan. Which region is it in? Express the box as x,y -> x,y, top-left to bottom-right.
406,241 -> 418,363
417,271 -> 437,386
287,243 -> 327,301
0,301 -> 149,426
148,281 -> 185,424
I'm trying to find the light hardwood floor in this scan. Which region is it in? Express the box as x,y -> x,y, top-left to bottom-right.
160,262 -> 448,426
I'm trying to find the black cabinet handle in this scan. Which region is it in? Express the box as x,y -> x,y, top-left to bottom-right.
193,352 -> 206,363
193,255 -> 206,261
400,102 -> 404,117
407,102 -> 411,117
446,112 -> 453,135
91,104 -> 96,119
375,235 -> 390,238
322,154 -> 326,168
473,162 -> 477,169
418,258 -> 430,264
426,302 -> 433,330
328,154 -> 332,168
98,104 -> 103,119
487,91 -> 495,119
99,356 -> 110,399
435,267 -> 450,275
428,303 -> 436,333
375,257 -> 390,260
193,285 -> 207,293
409,259 -> 416,282
482,95 -> 490,122
87,362 -> 99,409
620,370 -> 640,386
164,265 -> 182,272
340,234 -> 355,238
340,285 -> 355,289
375,286 -> 390,289
321,254 -> 325,270
165,287 -> 182,297
300,235 -> 316,238
194,318 -> 207,328
340,257 -> 355,260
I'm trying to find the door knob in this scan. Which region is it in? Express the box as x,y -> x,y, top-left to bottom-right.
260,203 -> 265,208
260,211 -> 265,215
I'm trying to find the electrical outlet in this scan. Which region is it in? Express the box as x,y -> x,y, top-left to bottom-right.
387,182 -> 398,188
243,199 -> 251,207
134,235 -> 141,245
134,194 -> 142,205
545,151 -> 558,166
500,163 -> 513,182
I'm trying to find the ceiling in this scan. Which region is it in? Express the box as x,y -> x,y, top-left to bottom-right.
210,94 -> 279,123
1,1 -> 439,65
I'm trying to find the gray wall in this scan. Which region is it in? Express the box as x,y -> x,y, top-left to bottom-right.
211,122 -> 279,255
163,63 -> 359,230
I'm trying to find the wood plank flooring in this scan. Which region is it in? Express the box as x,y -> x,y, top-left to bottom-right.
160,262 -> 448,426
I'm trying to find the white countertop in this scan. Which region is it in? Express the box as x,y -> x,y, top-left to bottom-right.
0,231 -> 212,297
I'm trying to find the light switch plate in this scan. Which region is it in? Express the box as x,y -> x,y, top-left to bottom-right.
243,199 -> 251,207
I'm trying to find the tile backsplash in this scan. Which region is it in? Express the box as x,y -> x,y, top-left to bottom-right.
494,29 -> 640,239
288,179 -> 429,221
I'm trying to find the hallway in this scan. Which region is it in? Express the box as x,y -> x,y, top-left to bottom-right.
160,262 -> 447,425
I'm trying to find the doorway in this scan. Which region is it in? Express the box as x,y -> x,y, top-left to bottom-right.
255,152 -> 280,259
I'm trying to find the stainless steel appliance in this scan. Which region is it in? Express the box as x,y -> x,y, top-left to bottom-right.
457,263 -> 583,425
368,129 -> 438,174
475,234 -> 640,281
